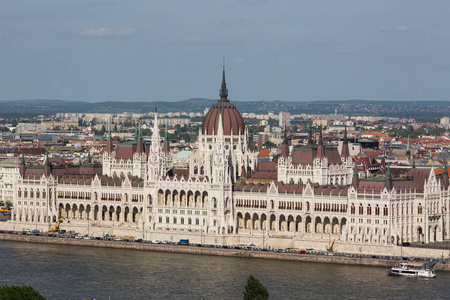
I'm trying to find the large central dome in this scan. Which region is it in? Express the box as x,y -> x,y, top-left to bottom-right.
201,68 -> 245,136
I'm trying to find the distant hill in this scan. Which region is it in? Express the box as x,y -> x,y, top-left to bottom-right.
0,98 -> 449,120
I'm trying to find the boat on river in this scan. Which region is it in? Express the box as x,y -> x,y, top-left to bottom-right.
387,262 -> 436,278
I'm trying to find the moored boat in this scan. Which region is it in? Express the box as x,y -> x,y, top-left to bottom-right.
387,262 -> 436,278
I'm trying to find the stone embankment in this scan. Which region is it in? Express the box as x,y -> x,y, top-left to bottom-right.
1,234 -> 449,271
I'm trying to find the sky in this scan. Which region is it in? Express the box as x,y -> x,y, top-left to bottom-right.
0,1 -> 449,102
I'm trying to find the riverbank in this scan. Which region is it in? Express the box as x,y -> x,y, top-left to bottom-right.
1,233 -> 448,271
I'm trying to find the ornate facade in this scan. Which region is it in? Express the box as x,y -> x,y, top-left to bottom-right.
5,69 -> 450,251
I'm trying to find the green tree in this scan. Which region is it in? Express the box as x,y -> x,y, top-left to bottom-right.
263,141 -> 276,149
4,201 -> 12,210
243,275 -> 269,300
0,200 -> 4,207
0,285 -> 46,300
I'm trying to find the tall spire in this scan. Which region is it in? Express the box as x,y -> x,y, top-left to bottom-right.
281,124 -> 289,158
162,125 -> 170,154
316,125 -> 325,159
406,134 -> 411,159
352,161 -> 359,190
219,58 -> 229,102
138,122 -> 142,141
341,125 -> 350,158
19,153 -> 26,178
443,160 -> 449,189
44,151 -> 52,177
134,122 -> 138,141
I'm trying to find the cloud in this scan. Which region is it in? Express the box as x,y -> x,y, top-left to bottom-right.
81,27 -> 136,37
381,25 -> 411,32
234,57 -> 245,63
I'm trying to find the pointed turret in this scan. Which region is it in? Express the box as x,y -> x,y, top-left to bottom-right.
352,162 -> 359,190
162,124 -> 170,154
281,125 -> 289,158
219,59 -> 229,102
44,152 -> 52,177
134,122 -> 138,141
341,125 -> 350,158
135,122 -> 145,154
19,153 -> 26,178
443,160 -> 449,189
406,135 -> 411,159
385,163 -> 393,191
316,125 -> 325,159
151,108 -> 160,152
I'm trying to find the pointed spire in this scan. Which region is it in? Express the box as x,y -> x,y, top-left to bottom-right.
406,134 -> 411,159
162,124 -> 170,154
316,125 -> 325,159
219,59 -> 229,102
343,125 -> 348,144
341,125 -> 350,158
134,122 -> 138,141
443,160 -> 449,189
352,161 -> 359,190
44,151 -> 52,177
429,150 -> 433,164
281,124 -> 289,158
386,163 -> 391,179
138,122 -> 142,141
151,108 -> 160,152
19,153 -> 26,178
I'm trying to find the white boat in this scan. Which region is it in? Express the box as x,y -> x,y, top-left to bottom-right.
387,262 -> 436,278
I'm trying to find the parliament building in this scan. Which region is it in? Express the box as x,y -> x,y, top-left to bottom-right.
6,69 -> 450,253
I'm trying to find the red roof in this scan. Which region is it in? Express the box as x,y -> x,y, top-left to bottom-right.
201,100 -> 245,136
257,150 -> 271,158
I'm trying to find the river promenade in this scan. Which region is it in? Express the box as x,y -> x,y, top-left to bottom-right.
1,233 -> 448,271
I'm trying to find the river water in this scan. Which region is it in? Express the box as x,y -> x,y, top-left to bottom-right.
0,241 -> 449,300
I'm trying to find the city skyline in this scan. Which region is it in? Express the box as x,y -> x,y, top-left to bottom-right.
1,1 -> 450,102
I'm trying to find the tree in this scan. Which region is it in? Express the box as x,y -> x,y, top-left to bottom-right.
0,285 -> 46,300
4,201 -> 12,210
263,141 -> 276,149
0,201 -> 4,208
243,275 -> 269,300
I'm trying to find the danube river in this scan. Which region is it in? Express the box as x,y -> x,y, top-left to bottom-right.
0,241 -> 449,299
